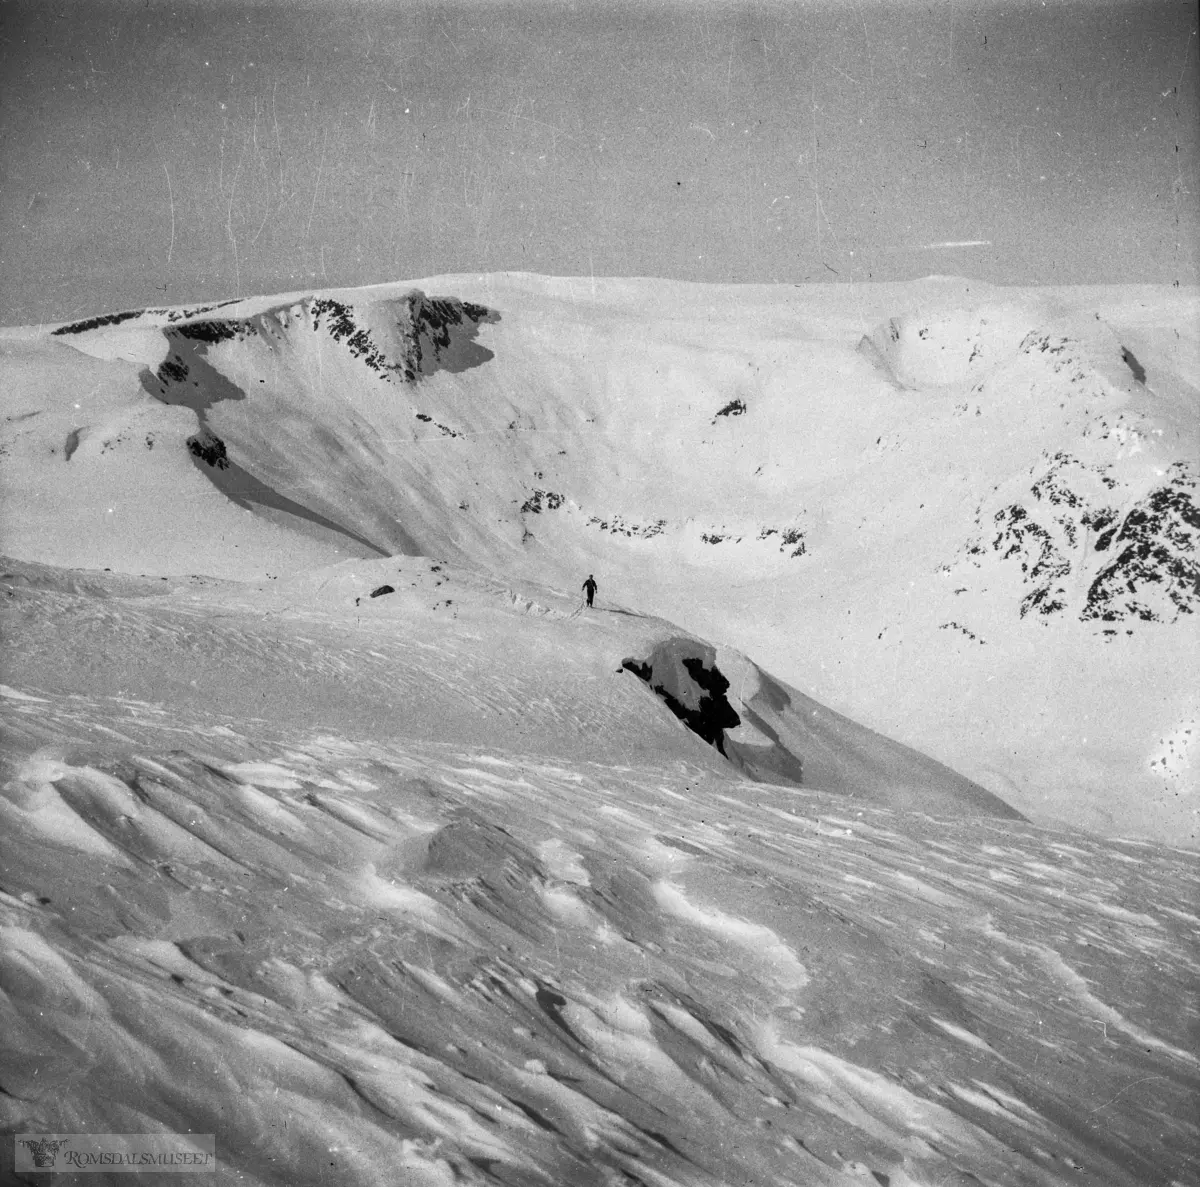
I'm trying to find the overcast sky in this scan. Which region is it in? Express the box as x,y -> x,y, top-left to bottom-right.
1,0 -> 1196,322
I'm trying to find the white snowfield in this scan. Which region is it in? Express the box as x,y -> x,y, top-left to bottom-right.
0,273 -> 1197,1184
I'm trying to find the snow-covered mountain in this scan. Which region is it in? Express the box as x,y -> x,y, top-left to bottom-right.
3,274 -> 1195,840
1,274 -> 1197,1185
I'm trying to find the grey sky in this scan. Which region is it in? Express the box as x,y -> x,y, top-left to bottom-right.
1,0 -> 1196,323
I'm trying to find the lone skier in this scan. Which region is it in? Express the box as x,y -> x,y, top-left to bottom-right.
582,574 -> 597,608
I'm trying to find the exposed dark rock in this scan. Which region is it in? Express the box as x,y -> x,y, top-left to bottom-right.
163,299 -> 240,323
587,514 -> 666,538
304,291 -> 497,384
961,453 -> 1198,625
622,640 -> 807,787
520,490 -> 564,514
52,309 -> 145,335
186,430 -> 230,470
157,357 -> 188,385
621,658 -> 651,682
311,298 -> 402,378
414,412 -> 461,438
940,621 -> 984,644
621,645 -> 740,756
403,293 -> 497,378
713,399 -> 746,419
779,527 -> 806,557
174,319 -> 246,344
369,585 -> 395,599
1082,463 -> 1198,623
756,526 -> 806,557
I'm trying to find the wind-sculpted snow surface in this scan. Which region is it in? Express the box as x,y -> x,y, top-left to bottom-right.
0,559 -> 1197,1185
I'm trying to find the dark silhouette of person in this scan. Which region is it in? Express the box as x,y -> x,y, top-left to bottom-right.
582,574 -> 597,608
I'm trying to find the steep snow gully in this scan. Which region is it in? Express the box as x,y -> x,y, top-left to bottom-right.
1,273 -> 1198,1185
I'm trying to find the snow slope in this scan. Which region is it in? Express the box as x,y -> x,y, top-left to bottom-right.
3,274 -> 1194,841
1,260 -> 1198,1181
2,558 -> 1197,1186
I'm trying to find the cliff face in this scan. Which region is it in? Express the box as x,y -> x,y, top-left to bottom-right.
133,290 -> 500,559
145,288 -> 496,401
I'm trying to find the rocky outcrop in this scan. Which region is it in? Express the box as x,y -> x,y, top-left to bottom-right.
395,291 -> 497,379
621,643 -> 743,757
520,490 -> 565,514
1081,463 -> 1198,623
621,637 -> 1020,818
52,309 -> 146,335
186,429 -> 229,469
961,454 -> 1197,625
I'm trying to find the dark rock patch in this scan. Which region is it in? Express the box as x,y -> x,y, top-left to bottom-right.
1082,463 -> 1198,623
621,643 -> 740,756
756,525 -> 810,558
52,309 -> 146,335
622,640 -> 806,786
940,621 -> 985,644
587,514 -> 666,538
186,429 -> 229,469
174,319 -> 246,345
961,454 -> 1197,625
141,327 -> 249,419
294,292 -> 499,384
414,412 -> 462,438
521,490 -> 564,514
311,298 -> 406,380
406,293 -> 499,378
369,584 -> 395,599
